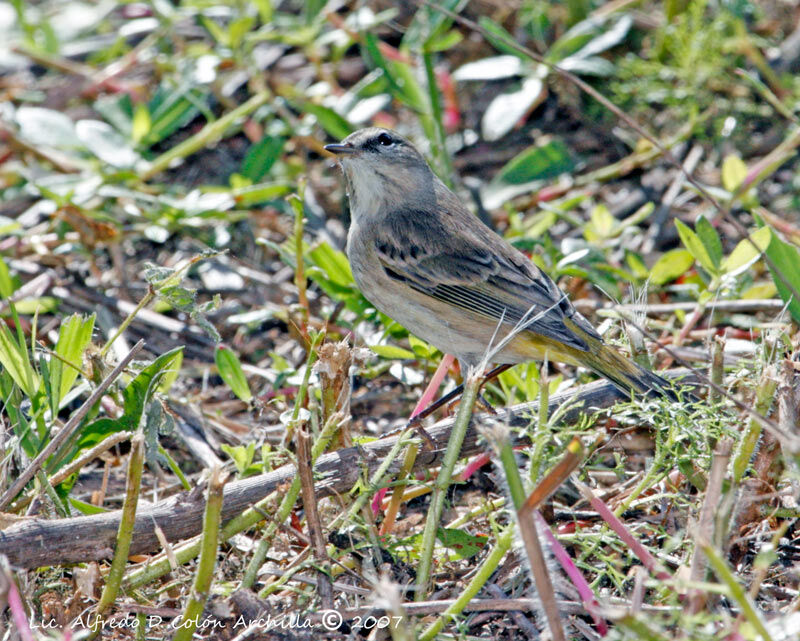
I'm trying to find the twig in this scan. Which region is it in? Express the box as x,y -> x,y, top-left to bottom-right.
0,339 -> 144,511
577,298 -> 785,315
686,437 -> 733,614
0,372 -> 696,568
295,423 -> 333,610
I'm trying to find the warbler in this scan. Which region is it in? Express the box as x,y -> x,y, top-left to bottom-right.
325,127 -> 677,398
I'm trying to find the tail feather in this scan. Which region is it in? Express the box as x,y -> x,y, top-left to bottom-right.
563,319 -> 691,401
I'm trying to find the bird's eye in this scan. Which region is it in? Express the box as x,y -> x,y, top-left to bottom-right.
376,132 -> 394,147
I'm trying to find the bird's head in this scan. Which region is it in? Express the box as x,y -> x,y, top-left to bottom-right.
324,128 -> 434,219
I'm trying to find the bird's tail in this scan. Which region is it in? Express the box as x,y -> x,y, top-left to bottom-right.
563,319 -> 685,401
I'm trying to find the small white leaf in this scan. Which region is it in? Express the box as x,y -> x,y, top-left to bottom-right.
453,55 -> 524,81
76,120 -> 139,168
17,106 -> 81,149
481,76 -> 546,142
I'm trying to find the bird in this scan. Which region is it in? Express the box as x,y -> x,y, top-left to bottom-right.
324,127 -> 682,400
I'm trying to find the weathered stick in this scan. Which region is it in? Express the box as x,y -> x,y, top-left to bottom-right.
0,372 -> 697,568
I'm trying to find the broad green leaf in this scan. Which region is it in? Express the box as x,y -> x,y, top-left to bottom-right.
741,282 -> 777,299
721,155 -> 748,193
407,335 -> 438,359
221,443 -> 260,477
370,344 -> 416,360
308,242 -> 354,287
694,216 -> 723,270
302,103 -> 353,140
50,313 -> 95,413
232,182 -> 292,206
215,345 -> 253,403
478,16 -> 525,58
241,136 -> 286,182
764,231 -> 800,324
436,527 -> 489,559
675,219 -> 718,275
721,226 -> 772,275
122,347 -> 185,429
495,139 -> 574,185
650,249 -> 694,285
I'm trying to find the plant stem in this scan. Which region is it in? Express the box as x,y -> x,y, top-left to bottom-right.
172,466 -> 227,641
415,367 -> 481,600
418,526 -> 513,641
91,432 -> 145,636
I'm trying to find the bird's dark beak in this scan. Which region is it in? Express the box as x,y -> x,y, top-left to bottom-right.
324,143 -> 357,156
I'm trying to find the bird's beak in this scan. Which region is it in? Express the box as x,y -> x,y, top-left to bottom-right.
324,143 -> 357,156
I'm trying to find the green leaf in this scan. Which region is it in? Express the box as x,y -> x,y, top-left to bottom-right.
694,216 -> 723,270
478,16 -> 525,58
0,257 -> 15,298
436,527 -> 489,559
241,136 -> 286,182
721,155 -> 748,193
495,139 -> 574,185
407,335 -> 438,359
233,182 -> 292,206
584,205 -> 618,241
675,219 -> 718,275
144,86 -> 208,147
302,104 -> 353,140
0,318 -> 38,398
131,102 -> 151,145
764,230 -> 800,324
308,242 -> 354,287
721,226 -> 772,275
215,345 -> 253,403
122,347 -> 185,429
370,344 -> 416,360
650,249 -> 694,285
50,313 -> 95,413
221,443 -> 260,478
69,497 -> 110,515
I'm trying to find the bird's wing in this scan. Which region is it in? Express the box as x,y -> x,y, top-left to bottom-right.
373,206 -> 598,352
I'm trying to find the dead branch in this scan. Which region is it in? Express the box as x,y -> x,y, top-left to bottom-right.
0,371 -> 697,569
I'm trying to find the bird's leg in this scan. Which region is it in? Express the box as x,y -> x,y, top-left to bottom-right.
407,363 -> 513,428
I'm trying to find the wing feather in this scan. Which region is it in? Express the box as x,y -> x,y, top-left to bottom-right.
373,204 -> 599,353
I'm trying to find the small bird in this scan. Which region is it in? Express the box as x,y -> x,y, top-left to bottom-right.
325,128 -> 677,399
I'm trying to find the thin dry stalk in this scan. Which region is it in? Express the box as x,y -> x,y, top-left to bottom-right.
295,422 -> 333,610
686,437 -> 733,614
515,513 -> 566,641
